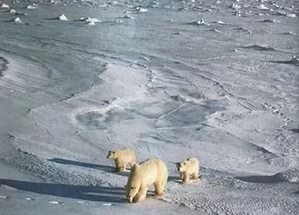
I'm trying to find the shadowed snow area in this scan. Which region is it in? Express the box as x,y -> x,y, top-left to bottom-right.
0,0 -> 298,214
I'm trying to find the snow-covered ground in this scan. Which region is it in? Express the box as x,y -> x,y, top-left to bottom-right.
0,0 -> 298,214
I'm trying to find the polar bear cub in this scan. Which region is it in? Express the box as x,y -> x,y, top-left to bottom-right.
176,157 -> 200,184
126,158 -> 168,203
106,148 -> 136,172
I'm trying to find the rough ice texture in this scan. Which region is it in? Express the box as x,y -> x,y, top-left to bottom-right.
0,0 -> 298,215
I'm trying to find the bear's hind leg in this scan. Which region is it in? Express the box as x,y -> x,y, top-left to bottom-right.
154,183 -> 165,197
133,186 -> 147,203
155,174 -> 167,197
191,172 -> 199,179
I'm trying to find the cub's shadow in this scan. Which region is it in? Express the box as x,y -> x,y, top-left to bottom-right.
235,174 -> 284,183
0,179 -> 126,203
48,158 -> 130,177
168,176 -> 181,183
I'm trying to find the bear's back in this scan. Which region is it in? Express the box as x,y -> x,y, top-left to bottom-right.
187,157 -> 199,166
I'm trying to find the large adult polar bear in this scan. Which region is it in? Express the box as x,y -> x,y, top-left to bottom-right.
126,158 -> 168,203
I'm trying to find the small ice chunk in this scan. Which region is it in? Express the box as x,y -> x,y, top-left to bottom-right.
0,195 -> 8,199
216,20 -> 225,25
58,14 -> 68,21
194,19 -> 209,26
172,31 -> 182,35
1,3 -> 10,9
86,21 -> 96,26
49,200 -> 64,205
231,3 -> 241,10
272,109 -> 279,114
289,177 -> 299,183
27,5 -> 37,10
9,9 -> 17,14
235,10 -> 241,16
122,14 -> 135,19
283,31 -> 296,35
257,4 -> 268,10
25,197 -> 34,201
13,17 -> 22,24
85,17 -> 101,23
136,7 -> 148,12
99,3 -> 108,8
211,28 -> 221,33
272,3 -> 280,8
103,203 -> 112,206
287,13 -> 296,18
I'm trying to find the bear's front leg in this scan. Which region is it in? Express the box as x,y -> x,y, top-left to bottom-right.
154,183 -> 165,197
182,173 -> 190,184
122,163 -> 127,171
114,159 -> 119,172
115,159 -> 126,172
179,172 -> 184,180
133,185 -> 147,203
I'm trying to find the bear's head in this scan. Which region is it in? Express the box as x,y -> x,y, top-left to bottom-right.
126,164 -> 141,203
176,160 -> 189,172
106,150 -> 117,159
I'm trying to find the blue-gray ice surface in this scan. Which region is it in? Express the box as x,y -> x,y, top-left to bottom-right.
0,0 -> 298,214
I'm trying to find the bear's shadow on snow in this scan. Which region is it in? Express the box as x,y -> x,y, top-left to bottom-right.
48,158 -> 130,177
0,179 -> 126,203
168,176 -> 181,182
235,174 -> 284,183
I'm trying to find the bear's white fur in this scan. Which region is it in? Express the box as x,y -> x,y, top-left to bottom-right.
126,158 -> 168,203
106,148 -> 136,172
176,157 -> 200,184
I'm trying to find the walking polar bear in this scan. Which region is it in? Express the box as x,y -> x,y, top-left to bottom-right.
126,158 -> 168,203
106,148 -> 136,172
176,157 -> 200,184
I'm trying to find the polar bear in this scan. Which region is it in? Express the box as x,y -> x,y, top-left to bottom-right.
106,148 -> 136,172
176,157 -> 200,184
126,158 -> 168,203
